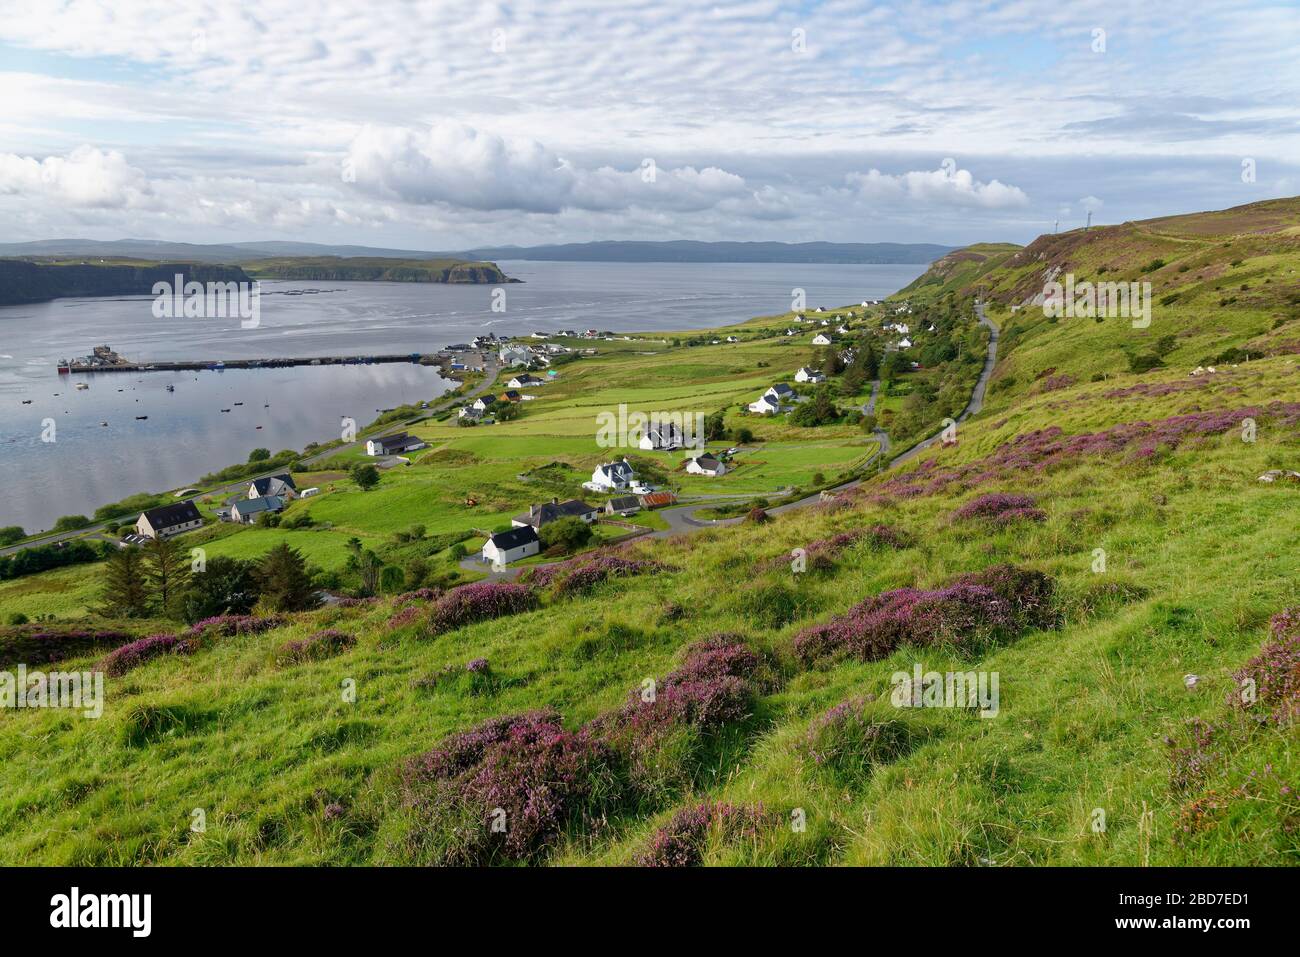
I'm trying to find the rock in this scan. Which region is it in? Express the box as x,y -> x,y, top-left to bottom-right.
1258,469 -> 1300,483
1184,674 -> 1200,690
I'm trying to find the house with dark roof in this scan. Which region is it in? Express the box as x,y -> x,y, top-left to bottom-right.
685,453 -> 727,477
248,473 -> 297,500
590,458 -> 636,490
365,432 -> 426,456
500,390 -> 522,403
604,495 -> 642,516
639,420 -> 686,451
136,501 -> 203,539
510,498 -> 599,529
482,525 -> 540,566
231,495 -> 285,524
507,373 -> 544,388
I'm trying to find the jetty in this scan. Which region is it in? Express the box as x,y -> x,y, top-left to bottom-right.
59,350 -> 454,374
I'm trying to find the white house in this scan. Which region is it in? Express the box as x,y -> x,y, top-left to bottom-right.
590,459 -> 636,490
508,374 -> 544,388
897,337 -> 913,349
483,525 -> 540,566
726,335 -> 739,343
499,346 -> 531,367
231,495 -> 284,524
604,495 -> 642,517
748,383 -> 795,414
512,498 -> 599,529
785,328 -> 798,337
366,432 -> 426,456
640,420 -> 686,451
472,397 -> 491,412
136,501 -> 203,539
812,333 -> 833,346
685,453 -> 727,477
795,367 -> 825,383
248,473 -> 296,500
459,406 -> 482,419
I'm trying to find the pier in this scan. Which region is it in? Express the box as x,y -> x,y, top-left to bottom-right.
60,352 -> 452,374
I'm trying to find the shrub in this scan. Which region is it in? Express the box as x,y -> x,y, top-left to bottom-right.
400,711 -> 622,865
276,629 -> 355,665
425,582 -> 538,635
635,801 -> 768,867
793,564 -> 1053,666
952,493 -> 1046,525
1229,607 -> 1300,726
538,516 -> 593,553
745,507 -> 770,524
800,697 -> 916,783
97,634 -> 184,677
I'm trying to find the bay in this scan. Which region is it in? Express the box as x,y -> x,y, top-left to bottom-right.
0,260 -> 926,530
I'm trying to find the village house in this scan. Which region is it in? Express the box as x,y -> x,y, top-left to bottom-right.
511,498 -> 599,529
685,453 -> 727,477
589,458 -> 636,491
639,420 -> 686,451
499,345 -> 531,367
458,406 -> 482,420
471,397 -> 491,412
604,495 -> 642,517
365,432 -> 426,457
482,525 -> 540,566
231,495 -> 284,524
507,373 -> 544,388
726,335 -> 739,343
500,390 -> 522,403
248,473 -> 296,500
639,490 -> 677,509
811,332 -> 833,346
136,501 -> 203,540
749,382 -> 795,414
795,367 -> 825,383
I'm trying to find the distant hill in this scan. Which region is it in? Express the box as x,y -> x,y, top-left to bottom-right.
458,240 -> 953,264
0,259 -> 250,306
0,238 -> 953,265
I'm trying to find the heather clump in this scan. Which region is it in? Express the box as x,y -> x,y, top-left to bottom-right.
187,614 -> 286,638
424,582 -> 537,636
552,556 -> 668,597
1229,607 -> 1300,726
97,633 -> 183,677
758,524 -> 912,574
793,564 -> 1054,666
399,710 -> 623,865
952,492 -> 1046,526
799,696 -> 917,784
0,627 -> 131,668
635,801 -> 769,867
411,658 -> 498,697
587,636 -> 763,800
275,629 -> 355,665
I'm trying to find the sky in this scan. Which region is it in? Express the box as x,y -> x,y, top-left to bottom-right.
0,0 -> 1297,250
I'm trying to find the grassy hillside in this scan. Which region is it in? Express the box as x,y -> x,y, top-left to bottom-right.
2,198 -> 1299,866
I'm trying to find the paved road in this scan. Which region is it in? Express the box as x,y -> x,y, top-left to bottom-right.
890,301 -> 997,468
0,361 -> 504,556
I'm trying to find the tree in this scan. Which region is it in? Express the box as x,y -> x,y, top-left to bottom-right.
98,546 -> 151,618
734,426 -> 754,444
351,463 -> 380,491
256,543 -> 319,612
180,555 -> 259,623
142,534 -> 193,618
881,351 -> 911,382
52,515 -> 90,532
539,517 -> 593,553
704,411 -> 727,442
0,526 -> 23,546
356,549 -> 383,596
789,387 -> 841,427
379,564 -> 406,594
248,448 -> 271,463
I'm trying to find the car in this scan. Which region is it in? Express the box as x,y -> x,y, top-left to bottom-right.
630,483 -> 655,495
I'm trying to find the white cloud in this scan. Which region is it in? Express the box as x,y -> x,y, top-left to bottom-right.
845,164 -> 1029,209
0,145 -> 151,208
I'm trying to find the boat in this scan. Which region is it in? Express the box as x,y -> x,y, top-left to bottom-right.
100,422 -> 108,427
20,399 -> 31,405
135,415 -> 148,420
233,401 -> 243,406
256,425 -> 263,430
75,382 -> 89,391
57,361 -> 70,374
220,408 -> 231,413
166,384 -> 175,392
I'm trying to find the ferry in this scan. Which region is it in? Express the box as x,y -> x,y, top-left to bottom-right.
57,361 -> 70,374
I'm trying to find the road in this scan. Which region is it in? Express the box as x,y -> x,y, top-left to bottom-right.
0,361 -> 504,557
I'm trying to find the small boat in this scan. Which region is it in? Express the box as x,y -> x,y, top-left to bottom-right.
233,401 -> 243,406
75,382 -> 89,391
256,425 -> 263,430
100,421 -> 108,427
220,408 -> 231,413
166,384 -> 175,392
20,399 -> 31,405
135,415 -> 148,420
